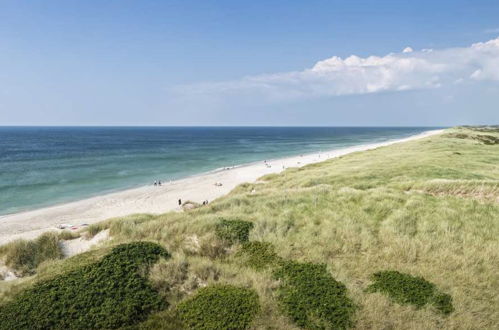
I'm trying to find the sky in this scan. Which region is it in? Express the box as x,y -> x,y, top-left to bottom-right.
1,0 -> 498,126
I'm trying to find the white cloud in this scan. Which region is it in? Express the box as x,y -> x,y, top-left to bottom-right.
171,38 -> 499,102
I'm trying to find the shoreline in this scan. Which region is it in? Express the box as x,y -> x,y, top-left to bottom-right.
0,129 -> 444,245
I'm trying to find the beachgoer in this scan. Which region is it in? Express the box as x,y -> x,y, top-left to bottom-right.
154,180 -> 157,186
158,180 -> 162,186
178,198 -> 182,206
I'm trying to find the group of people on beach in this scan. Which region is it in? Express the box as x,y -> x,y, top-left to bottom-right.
153,180 -> 162,186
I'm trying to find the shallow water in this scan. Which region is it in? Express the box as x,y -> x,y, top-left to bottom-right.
0,127 -> 438,215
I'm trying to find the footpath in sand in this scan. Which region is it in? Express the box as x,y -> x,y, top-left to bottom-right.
0,130 -> 443,245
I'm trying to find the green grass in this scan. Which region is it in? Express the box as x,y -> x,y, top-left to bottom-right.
1,127 -> 498,329
0,232 -> 63,276
366,270 -> 454,314
0,242 -> 169,329
176,284 -> 260,330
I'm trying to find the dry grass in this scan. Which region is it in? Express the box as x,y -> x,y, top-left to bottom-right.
412,179 -> 499,203
1,127 -> 498,329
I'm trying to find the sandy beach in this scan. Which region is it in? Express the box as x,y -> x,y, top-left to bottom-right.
0,129 -> 443,245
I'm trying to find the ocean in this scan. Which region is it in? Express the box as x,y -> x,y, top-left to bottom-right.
0,127 -> 437,215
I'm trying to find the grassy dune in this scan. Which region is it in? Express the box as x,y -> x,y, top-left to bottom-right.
1,127 -> 498,329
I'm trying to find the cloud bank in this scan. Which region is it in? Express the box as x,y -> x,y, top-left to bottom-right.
172,38 -> 499,102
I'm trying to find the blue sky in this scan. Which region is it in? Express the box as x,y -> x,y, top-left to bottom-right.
1,0 -> 499,126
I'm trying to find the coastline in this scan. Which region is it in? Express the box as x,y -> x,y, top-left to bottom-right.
0,129 -> 444,245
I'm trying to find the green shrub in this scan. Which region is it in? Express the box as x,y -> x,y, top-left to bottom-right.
0,242 -> 170,329
137,309 -> 186,330
432,292 -> 454,315
215,219 -> 254,244
273,261 -> 356,329
238,241 -> 281,270
366,271 -> 454,314
177,284 -> 260,330
0,232 -> 63,276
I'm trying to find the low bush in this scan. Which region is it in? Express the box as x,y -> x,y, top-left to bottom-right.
0,232 -> 63,276
0,241 -> 170,329
215,219 -> 254,244
238,241 -> 281,270
366,270 -> 454,314
273,261 -> 356,329
137,309 -> 186,330
177,284 -> 260,330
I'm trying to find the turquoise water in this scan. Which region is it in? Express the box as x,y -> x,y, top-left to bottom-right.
0,127 -> 437,215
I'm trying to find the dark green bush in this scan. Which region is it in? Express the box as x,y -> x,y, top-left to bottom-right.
366,270 -> 454,314
136,309 -> 186,330
177,284 -> 260,330
0,232 -> 63,276
432,292 -> 454,315
0,242 -> 170,329
273,261 -> 356,329
215,219 -> 254,244
238,241 -> 281,270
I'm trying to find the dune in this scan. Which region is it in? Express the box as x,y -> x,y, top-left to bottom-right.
0,129 -> 443,245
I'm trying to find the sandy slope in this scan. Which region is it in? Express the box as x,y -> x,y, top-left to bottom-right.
0,130 -> 443,245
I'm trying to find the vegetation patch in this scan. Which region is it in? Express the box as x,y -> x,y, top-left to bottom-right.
215,219 -> 254,244
446,132 -> 499,145
238,241 -> 282,270
176,284 -> 260,330
415,179 -> 499,203
273,261 -> 356,329
0,242 -> 170,329
462,125 -> 499,133
0,232 -> 63,276
57,230 -> 80,240
366,270 -> 454,314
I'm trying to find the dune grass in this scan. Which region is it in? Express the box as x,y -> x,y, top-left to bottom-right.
0,232 -> 63,276
0,127 -> 498,329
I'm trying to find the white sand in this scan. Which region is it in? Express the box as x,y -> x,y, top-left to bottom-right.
60,229 -> 110,258
0,129 -> 443,245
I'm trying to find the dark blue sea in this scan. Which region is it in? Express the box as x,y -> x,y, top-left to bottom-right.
0,127 -> 437,215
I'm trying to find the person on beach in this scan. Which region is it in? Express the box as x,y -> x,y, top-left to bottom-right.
158,180 -> 162,186
178,198 -> 182,206
154,180 -> 157,186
